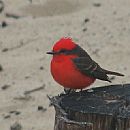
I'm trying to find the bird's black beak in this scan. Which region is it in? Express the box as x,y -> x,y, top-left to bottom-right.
46,51 -> 57,55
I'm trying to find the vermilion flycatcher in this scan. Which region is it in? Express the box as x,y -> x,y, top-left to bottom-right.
47,37 -> 124,92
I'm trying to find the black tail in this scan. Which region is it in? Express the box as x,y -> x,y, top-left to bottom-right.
104,69 -> 124,76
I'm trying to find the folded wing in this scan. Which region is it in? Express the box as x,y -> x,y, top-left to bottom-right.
72,57 -> 111,82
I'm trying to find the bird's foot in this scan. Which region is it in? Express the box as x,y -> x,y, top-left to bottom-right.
59,92 -> 65,96
64,88 -> 76,95
79,89 -> 83,96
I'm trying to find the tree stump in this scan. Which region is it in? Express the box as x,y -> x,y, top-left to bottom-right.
50,84 -> 130,130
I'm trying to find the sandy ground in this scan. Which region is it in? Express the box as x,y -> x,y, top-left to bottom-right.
0,0 -> 130,130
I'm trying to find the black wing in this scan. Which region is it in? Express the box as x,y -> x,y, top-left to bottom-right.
70,45 -> 124,81
72,57 -> 111,82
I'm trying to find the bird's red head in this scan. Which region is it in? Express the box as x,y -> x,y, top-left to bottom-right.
53,37 -> 76,52
47,37 -> 77,55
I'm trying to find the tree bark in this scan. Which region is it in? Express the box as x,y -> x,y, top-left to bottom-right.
49,84 -> 130,130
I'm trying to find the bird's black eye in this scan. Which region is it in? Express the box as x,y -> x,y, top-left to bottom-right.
59,49 -> 67,53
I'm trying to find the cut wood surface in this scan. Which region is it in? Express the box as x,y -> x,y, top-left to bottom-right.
51,84 -> 130,130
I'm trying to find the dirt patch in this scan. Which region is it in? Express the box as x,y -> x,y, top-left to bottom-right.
22,0 -> 89,17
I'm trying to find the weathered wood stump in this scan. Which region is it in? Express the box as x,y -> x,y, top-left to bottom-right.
50,84 -> 130,130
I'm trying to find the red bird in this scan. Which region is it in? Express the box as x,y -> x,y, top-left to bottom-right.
47,37 -> 124,93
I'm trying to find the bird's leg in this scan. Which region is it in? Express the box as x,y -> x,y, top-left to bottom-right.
64,88 -> 76,95
79,89 -> 83,96
80,89 -> 83,92
75,89 -> 84,101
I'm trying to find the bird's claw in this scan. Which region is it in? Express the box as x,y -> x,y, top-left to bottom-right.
64,88 -> 76,95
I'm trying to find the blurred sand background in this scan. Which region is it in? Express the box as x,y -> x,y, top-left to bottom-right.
0,0 -> 130,130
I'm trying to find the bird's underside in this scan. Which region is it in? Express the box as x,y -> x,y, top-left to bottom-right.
71,45 -> 124,82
